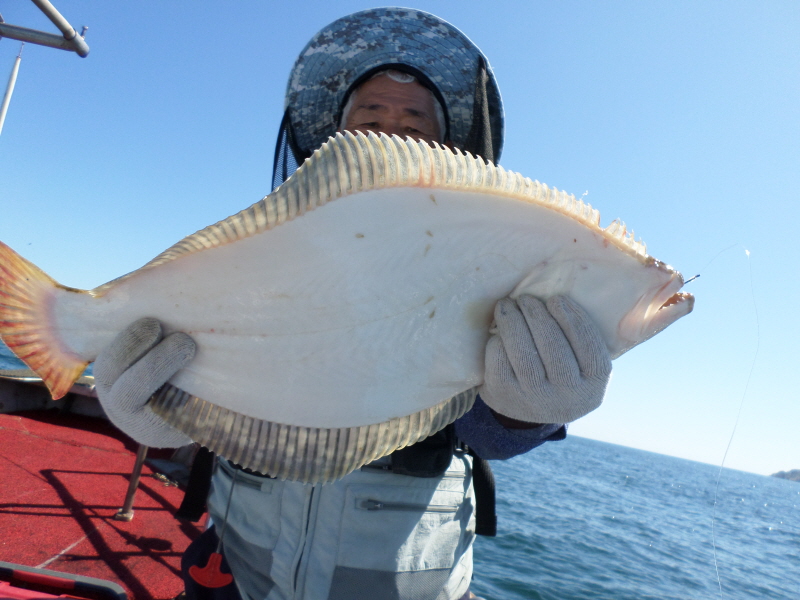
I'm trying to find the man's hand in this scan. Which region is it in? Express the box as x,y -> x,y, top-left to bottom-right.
94,318 -> 195,448
479,295 -> 611,425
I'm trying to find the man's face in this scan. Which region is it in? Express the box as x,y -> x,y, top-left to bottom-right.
339,74 -> 442,144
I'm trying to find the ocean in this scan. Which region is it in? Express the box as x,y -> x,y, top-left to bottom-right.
1,341 -> 21,371
471,435 -> 799,600
2,342 -> 797,598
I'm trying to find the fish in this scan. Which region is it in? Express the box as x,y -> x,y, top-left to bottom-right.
0,131 -> 694,482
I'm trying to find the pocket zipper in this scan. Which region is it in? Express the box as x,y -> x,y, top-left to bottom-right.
359,465 -> 466,480
358,498 -> 458,513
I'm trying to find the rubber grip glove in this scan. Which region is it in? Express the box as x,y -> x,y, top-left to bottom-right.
480,295 -> 611,424
95,317 -> 195,448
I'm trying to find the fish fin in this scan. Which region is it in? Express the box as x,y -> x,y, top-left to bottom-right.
94,131 -> 650,296
149,383 -> 477,483
0,241 -> 88,399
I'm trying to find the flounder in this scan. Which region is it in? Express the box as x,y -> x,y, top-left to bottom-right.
0,131 -> 693,482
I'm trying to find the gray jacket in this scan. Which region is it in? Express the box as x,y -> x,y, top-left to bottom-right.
209,451 -> 475,600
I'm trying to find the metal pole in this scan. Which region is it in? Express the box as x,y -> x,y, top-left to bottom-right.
114,444 -> 149,522
0,22 -> 83,54
0,44 -> 23,137
0,1 -> 89,57
29,0 -> 90,57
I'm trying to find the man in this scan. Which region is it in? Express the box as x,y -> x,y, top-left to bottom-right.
94,9 -> 611,600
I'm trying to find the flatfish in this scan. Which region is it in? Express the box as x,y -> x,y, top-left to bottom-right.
0,131 -> 693,482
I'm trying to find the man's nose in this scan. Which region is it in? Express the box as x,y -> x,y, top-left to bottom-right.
378,123 -> 405,138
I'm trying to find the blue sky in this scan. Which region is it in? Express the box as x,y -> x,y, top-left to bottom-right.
0,1 -> 798,475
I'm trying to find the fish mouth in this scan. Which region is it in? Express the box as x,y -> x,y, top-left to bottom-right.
660,291 -> 694,310
614,282 -> 694,359
644,291 -> 695,342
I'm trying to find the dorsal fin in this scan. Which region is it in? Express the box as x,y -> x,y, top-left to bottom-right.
93,131 -> 647,296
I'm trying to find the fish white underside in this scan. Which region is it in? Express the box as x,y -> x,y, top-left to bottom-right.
1,132 -> 693,481
55,186 -> 680,429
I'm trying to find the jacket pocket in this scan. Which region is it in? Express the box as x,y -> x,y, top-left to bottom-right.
209,461 -> 284,551
336,482 -> 467,573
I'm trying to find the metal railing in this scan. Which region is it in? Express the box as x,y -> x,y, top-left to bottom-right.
0,0 -> 89,57
0,1 -> 89,135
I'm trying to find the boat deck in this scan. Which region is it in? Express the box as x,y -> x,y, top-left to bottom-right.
0,408 -> 201,599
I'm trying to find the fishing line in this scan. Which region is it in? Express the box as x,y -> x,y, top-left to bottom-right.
708,247 -> 760,599
678,243 -> 741,290
694,242 -> 741,277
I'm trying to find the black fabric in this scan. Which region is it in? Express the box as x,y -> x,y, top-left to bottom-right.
182,527 -> 242,600
176,447 -> 216,522
226,459 -> 275,479
463,56 -> 495,164
390,424 -> 456,478
468,449 -> 497,537
271,109 -> 307,191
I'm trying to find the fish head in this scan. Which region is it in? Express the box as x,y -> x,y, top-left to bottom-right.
614,261 -> 694,358
510,252 -> 694,360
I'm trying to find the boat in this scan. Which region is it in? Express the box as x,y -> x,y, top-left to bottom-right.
1,338 -> 200,599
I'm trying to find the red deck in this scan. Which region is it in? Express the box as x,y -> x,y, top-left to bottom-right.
0,410 -> 202,599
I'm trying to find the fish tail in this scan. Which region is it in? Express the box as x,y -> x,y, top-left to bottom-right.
0,241 -> 88,399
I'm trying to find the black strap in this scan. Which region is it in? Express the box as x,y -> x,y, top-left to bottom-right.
390,425 -> 456,478
176,446 -> 215,522
271,109 -> 308,190
463,56 -> 495,164
469,449 -> 497,537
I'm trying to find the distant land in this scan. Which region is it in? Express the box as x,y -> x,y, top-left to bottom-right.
771,470 -> 800,482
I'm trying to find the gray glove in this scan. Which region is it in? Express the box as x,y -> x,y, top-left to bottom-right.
480,295 -> 611,424
94,317 -> 195,448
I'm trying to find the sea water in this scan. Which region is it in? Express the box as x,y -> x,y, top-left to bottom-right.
0,339 -> 21,371
3,341 -> 797,598
471,435 -> 800,600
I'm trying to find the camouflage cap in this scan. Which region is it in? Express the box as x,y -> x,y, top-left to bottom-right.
285,7 -> 504,160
